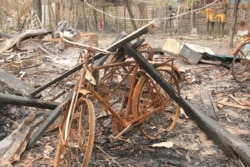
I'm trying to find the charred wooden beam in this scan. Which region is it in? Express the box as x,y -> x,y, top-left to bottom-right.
200,89 -> 217,119
0,68 -> 36,97
0,93 -> 58,109
123,43 -> 250,166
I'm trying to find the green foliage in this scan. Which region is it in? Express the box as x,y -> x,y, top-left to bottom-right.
107,4 -> 115,12
169,0 -> 174,6
188,0 -> 201,7
2,26 -> 18,33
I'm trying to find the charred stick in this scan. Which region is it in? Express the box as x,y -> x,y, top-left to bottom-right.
0,93 -> 58,109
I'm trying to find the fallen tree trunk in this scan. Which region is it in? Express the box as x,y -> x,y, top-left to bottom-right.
123,43 -> 250,166
0,93 -> 58,109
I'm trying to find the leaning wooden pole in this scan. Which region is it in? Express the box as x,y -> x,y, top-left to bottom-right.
123,43 -> 250,166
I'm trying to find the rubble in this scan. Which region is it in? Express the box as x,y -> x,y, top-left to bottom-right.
0,113 -> 43,163
0,29 -> 52,54
162,38 -> 234,67
0,68 -> 35,96
0,21 -> 249,166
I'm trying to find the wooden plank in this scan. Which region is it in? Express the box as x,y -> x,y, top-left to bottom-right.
0,68 -> 35,96
200,90 -> 217,119
123,43 -> 250,167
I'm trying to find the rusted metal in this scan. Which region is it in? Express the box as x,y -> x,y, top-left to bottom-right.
131,61 -> 181,139
53,98 -> 96,167
91,41 -> 181,137
51,20 -> 181,166
231,35 -> 250,82
2,20 -> 182,166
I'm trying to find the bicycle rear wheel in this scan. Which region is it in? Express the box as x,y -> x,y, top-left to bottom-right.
132,68 -> 180,140
54,97 -> 96,167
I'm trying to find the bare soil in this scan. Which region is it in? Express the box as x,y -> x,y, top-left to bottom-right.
1,33 -> 249,167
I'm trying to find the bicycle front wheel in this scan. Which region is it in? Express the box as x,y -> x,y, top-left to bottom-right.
54,97 -> 96,167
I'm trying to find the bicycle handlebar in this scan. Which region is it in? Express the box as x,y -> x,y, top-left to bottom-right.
54,31 -> 116,55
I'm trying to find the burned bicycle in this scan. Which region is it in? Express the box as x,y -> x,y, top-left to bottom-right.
25,21 -> 182,167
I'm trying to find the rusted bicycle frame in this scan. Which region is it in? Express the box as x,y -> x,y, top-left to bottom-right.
231,35 -> 250,82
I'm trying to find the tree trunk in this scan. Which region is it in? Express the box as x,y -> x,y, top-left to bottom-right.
228,0 -> 241,47
93,9 -> 98,31
82,3 -> 87,31
32,0 -> 42,21
124,0 -> 137,31
190,0 -> 194,31
124,6 -> 127,31
73,3 -> 80,28
55,2 -> 60,24
47,0 -> 55,29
